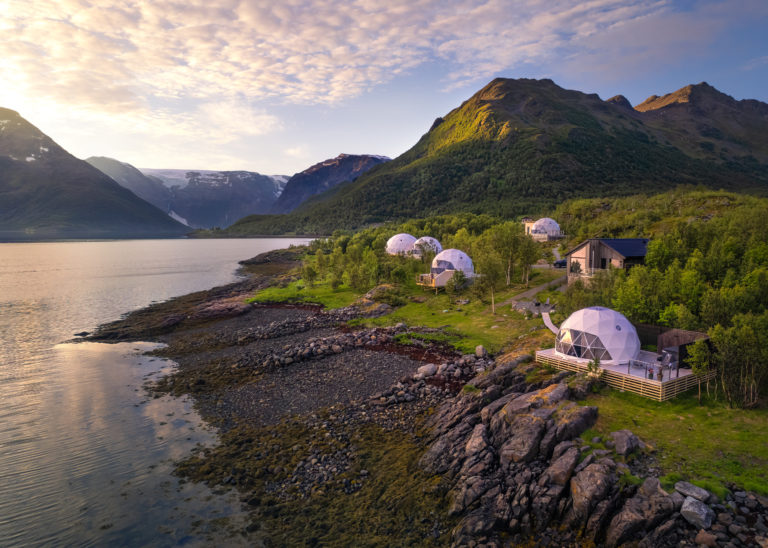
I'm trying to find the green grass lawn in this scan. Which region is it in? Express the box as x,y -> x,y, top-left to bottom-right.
580,389 -> 768,496
249,266 -> 564,354
351,268 -> 564,354
248,280 -> 359,309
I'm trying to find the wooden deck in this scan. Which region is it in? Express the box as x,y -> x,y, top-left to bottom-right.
535,348 -> 716,401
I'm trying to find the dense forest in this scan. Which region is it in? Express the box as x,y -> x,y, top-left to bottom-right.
552,189 -> 768,407
298,188 -> 768,407
301,212 -> 543,311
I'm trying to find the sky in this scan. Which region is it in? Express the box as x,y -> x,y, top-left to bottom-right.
1,0 -> 767,176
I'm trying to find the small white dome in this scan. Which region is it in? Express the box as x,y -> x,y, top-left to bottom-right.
555,306 -> 639,365
386,233 -> 417,255
531,217 -> 560,236
412,236 -> 443,257
431,249 -> 474,277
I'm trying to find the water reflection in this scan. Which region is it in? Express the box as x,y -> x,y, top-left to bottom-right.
0,342 -> 249,547
0,239 -> 312,546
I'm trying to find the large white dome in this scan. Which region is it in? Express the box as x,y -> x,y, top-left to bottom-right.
531,217 -> 560,236
412,236 -> 443,257
555,306 -> 640,365
431,249 -> 474,277
386,233 -> 417,255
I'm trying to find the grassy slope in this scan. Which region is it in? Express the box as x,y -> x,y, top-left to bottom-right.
250,266 -> 563,354
580,390 -> 768,496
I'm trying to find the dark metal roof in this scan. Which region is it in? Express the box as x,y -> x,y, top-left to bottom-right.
596,238 -> 649,258
565,238 -> 649,259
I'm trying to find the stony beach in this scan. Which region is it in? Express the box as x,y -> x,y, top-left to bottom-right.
89,248 -> 768,547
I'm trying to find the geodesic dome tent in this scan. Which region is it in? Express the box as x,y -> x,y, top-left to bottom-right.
531,217 -> 561,237
431,249 -> 474,277
386,233 -> 417,255
555,306 -> 640,365
411,236 -> 443,258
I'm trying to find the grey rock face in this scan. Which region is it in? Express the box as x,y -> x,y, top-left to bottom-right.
569,463 -> 615,526
465,424 -> 489,456
674,480 -> 711,502
417,363 -> 437,377
604,477 -> 675,547
680,496 -> 715,529
499,415 -> 547,464
543,446 -> 580,486
610,429 -> 641,456
451,509 -> 498,546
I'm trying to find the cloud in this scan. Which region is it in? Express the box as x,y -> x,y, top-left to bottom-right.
0,1 -> 712,109
2,0 -> 764,155
284,146 -> 308,158
742,56 -> 768,71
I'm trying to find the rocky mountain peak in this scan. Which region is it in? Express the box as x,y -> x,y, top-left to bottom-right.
634,82 -> 732,112
606,95 -> 633,110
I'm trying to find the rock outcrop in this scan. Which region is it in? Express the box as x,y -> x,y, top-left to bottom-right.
411,357 -> 768,547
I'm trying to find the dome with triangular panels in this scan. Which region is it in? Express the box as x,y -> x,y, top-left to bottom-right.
531,217 -> 560,236
412,236 -> 442,258
386,233 -> 417,255
555,306 -> 639,365
431,249 -> 474,277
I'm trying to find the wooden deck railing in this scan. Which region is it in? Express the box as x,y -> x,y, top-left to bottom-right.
535,350 -> 716,402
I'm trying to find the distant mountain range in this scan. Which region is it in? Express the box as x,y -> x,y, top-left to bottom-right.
220,78 -> 768,235
87,155 -> 385,228
87,158 -> 288,228
270,154 -> 389,213
0,108 -> 187,240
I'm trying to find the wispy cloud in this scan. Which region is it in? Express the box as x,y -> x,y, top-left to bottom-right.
1,0 -> 700,112
742,56 -> 768,71
2,0 -> 765,168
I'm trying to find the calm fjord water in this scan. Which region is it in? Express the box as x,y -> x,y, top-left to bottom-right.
0,238 -> 309,546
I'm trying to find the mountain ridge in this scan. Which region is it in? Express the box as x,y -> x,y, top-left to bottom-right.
217,78 -> 768,236
0,108 -> 188,240
270,153 -> 390,213
88,158 -> 288,228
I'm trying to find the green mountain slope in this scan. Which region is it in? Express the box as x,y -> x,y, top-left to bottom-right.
0,108 -> 188,240
219,78 -> 768,235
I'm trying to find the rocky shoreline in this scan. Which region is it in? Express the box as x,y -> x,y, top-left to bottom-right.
89,248 -> 768,547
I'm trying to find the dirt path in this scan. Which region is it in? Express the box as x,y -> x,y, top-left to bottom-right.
500,274 -> 566,307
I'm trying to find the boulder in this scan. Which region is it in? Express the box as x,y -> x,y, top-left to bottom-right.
499,415 -> 547,464
552,440 -> 576,461
669,490 -> 685,510
479,392 -> 520,424
417,363 -> 437,377
555,405 -> 598,442
674,480 -> 711,502
569,463 -> 614,526
537,421 -> 558,459
681,496 -> 715,529
610,429 -> 641,456
584,495 -> 620,542
475,345 -> 488,358
604,477 -> 675,547
465,424 -> 489,456
544,446 -> 580,486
